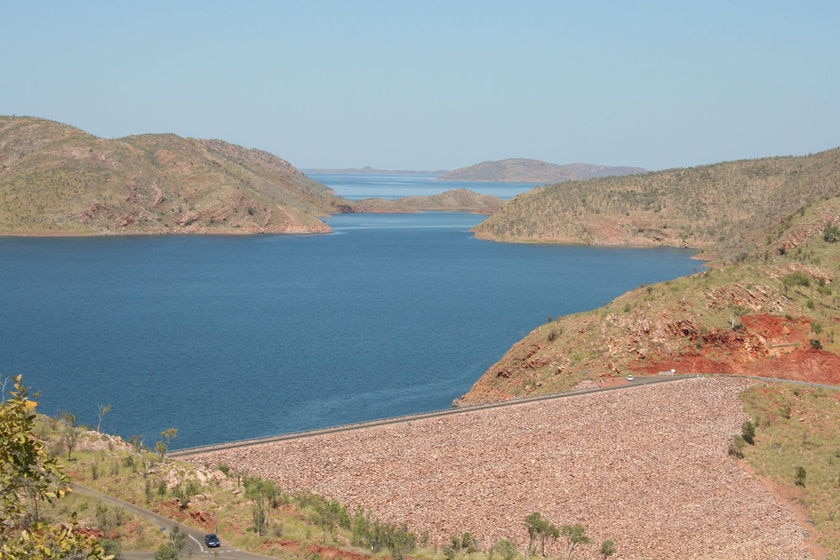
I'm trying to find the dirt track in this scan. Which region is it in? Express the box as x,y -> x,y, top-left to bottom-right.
185,377 -> 812,559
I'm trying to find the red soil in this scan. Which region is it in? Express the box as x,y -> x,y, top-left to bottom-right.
635,314 -> 840,386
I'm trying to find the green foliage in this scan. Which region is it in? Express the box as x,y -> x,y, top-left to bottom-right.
782,270 -> 811,288
599,540 -> 616,558
795,466 -> 807,487
444,533 -> 479,560
741,420 -> 756,445
740,384 -> 840,552
154,525 -> 186,560
0,375 -> 110,559
60,411 -> 79,460
350,508 -> 416,560
171,480 -> 199,510
559,524 -> 590,559
156,428 -> 178,460
244,476 -> 282,535
524,512 -> 559,557
310,496 -> 350,543
823,223 -> 840,243
492,538 -> 519,560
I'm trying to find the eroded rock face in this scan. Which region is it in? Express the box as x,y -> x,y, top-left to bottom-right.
184,378 -> 813,560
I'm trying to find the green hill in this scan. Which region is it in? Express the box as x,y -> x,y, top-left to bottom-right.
473,148 -> 840,261
0,116 -> 350,235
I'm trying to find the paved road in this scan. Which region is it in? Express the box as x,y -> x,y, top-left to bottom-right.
71,484 -> 274,559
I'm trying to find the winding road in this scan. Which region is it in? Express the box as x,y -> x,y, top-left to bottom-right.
71,485 -> 273,560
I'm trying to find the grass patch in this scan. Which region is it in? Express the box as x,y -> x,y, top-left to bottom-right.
740,383 -> 840,558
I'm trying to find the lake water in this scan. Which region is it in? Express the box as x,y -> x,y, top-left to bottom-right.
0,177 -> 701,449
307,173 -> 538,200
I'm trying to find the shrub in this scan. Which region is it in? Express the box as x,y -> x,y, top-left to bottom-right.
795,466 -> 807,487
782,271 -> 811,288
823,223 -> 840,243
728,435 -> 746,458
741,420 -> 756,445
492,539 -> 519,560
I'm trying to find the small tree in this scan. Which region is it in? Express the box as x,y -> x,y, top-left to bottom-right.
313,498 -> 348,543
523,512 -> 544,557
244,476 -> 282,535
96,403 -> 112,433
155,525 -> 187,559
523,512 -> 558,557
60,411 -> 79,460
386,523 -> 417,560
156,427 -> 178,460
559,524 -> 589,560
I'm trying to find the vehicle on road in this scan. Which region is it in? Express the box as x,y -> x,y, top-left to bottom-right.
626,375 -> 634,381
205,533 -> 221,548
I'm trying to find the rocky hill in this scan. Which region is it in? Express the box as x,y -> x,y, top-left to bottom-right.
0,116 -> 351,235
459,180 -> 840,405
351,188 -> 503,214
473,148 -> 840,260
439,158 -> 645,183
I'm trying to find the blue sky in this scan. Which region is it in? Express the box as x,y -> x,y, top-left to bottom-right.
3,1 -> 839,171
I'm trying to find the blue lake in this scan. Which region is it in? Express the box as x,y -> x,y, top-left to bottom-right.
0,178 -> 702,449
307,173 -> 538,200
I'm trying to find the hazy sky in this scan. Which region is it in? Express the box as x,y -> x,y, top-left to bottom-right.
4,1 -> 839,171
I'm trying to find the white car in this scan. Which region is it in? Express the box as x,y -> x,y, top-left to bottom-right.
626,375 -> 635,381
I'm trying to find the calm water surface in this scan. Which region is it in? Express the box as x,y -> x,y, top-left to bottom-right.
1,180 -> 701,449
307,173 -> 538,200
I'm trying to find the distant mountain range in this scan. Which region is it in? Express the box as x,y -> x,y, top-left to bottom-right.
439,158 -> 647,183
304,166 -> 446,176
305,159 -> 647,183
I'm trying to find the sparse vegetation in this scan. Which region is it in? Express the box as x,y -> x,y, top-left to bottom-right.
475,147 -> 840,263
739,384 -> 840,555
0,376 -> 110,558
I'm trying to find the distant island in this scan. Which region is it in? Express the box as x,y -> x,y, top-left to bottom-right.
304,166 -> 447,176
439,158 -> 646,183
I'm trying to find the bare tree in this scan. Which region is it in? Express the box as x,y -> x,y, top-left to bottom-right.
96,404 -> 112,433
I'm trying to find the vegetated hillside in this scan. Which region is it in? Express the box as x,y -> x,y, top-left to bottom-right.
351,188 -> 503,214
459,194 -> 840,405
439,158 -> 645,183
474,148 -> 840,261
0,116 -> 352,235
